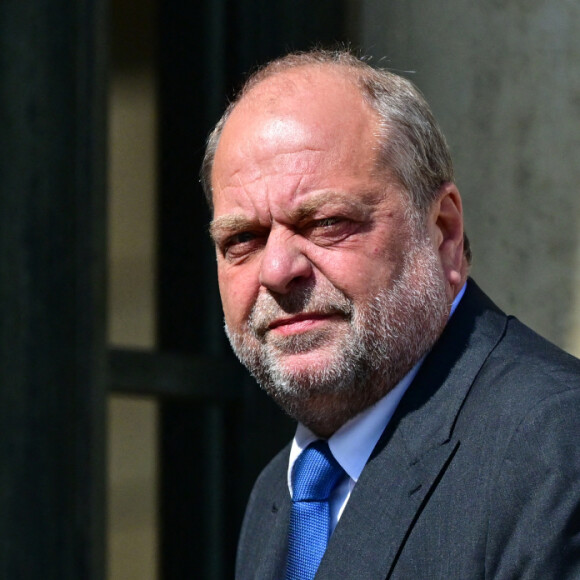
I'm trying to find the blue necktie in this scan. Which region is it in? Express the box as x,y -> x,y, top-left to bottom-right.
286,440 -> 345,580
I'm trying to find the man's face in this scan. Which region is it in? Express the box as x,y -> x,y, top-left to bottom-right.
210,67 -> 450,436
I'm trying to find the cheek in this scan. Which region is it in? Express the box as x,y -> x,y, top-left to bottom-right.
218,268 -> 257,329
319,251 -> 392,297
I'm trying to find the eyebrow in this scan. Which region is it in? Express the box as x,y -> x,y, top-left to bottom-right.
290,191 -> 374,222
209,214 -> 256,242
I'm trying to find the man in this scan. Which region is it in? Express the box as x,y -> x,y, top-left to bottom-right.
201,50 -> 580,579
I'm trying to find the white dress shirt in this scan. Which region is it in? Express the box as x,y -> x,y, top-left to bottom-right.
287,283 -> 466,533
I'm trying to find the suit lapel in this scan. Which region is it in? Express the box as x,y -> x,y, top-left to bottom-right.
317,429 -> 460,579
316,280 -> 508,579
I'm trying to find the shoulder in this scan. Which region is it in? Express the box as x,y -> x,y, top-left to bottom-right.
476,315 -> 580,414
499,315 -> 579,376
454,279 -> 580,410
437,296 -> 580,576
236,444 -> 291,577
477,323 -> 580,577
455,298 -> 580,452
245,443 -> 291,506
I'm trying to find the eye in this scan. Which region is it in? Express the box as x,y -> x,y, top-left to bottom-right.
315,217 -> 341,227
221,231 -> 263,261
306,216 -> 358,246
228,231 -> 256,245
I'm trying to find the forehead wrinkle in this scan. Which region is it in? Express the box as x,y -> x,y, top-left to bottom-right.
251,149 -> 324,180
217,148 -> 321,202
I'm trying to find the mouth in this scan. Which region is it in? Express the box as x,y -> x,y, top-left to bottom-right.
267,313 -> 343,336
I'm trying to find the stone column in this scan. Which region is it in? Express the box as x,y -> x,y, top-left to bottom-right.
0,0 -> 108,577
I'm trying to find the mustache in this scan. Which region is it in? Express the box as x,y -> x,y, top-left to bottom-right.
249,285 -> 353,338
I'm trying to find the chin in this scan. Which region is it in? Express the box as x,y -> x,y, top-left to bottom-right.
269,348 -> 341,374
263,371 -> 381,437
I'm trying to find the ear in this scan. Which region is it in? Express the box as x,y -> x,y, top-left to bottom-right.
427,182 -> 467,293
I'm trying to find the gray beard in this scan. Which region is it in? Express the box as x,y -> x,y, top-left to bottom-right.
224,236 -> 450,434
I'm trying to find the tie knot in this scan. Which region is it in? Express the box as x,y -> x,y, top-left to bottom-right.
292,440 -> 344,502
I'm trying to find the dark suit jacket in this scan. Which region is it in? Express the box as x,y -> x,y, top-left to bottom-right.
236,280 -> 580,579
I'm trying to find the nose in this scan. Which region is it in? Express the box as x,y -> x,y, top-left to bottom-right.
259,229 -> 312,294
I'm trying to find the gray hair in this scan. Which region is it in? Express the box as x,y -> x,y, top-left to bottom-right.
201,49 -> 471,262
